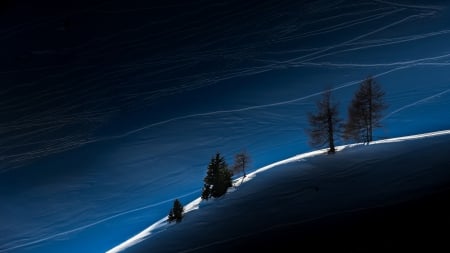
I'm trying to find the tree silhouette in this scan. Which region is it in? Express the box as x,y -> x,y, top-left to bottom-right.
344,76 -> 387,143
201,152 -> 233,200
307,89 -> 341,154
201,183 -> 211,200
168,199 -> 184,223
233,151 -> 250,177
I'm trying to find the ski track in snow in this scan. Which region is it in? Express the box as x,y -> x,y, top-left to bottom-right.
107,129 -> 450,253
0,189 -> 201,253
382,88 -> 450,120
2,0 -> 449,172
373,0 -> 444,11
71,64 -> 450,144
1,1 -> 450,252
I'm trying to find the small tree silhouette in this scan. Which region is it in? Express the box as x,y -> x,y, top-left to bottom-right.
201,152 -> 233,200
307,89 -> 341,154
233,151 -> 250,177
168,199 -> 184,223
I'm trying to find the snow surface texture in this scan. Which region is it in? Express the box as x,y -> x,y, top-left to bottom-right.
2,1 -> 450,252
108,130 -> 450,253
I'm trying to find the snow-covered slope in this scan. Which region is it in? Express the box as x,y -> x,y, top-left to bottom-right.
108,130 -> 450,253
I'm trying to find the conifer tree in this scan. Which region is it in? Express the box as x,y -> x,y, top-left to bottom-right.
307,89 -> 341,154
168,199 -> 184,223
201,183 -> 211,200
344,76 -> 387,143
201,152 -> 232,200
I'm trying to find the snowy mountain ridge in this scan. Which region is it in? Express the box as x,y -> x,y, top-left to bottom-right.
108,129 -> 450,253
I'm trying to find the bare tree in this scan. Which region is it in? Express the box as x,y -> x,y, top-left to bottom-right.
307,89 -> 341,154
233,151 -> 250,177
344,76 -> 387,144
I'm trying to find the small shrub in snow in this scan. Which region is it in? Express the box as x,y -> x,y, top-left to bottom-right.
168,199 -> 184,223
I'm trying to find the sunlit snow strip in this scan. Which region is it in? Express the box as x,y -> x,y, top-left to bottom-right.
0,189 -> 201,253
106,129 -> 450,253
106,149 -> 326,253
106,197 -> 202,253
371,129 -> 450,144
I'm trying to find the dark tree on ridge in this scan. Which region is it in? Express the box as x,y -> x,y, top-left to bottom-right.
344,76 -> 387,144
168,199 -> 184,223
307,89 -> 341,154
233,151 -> 250,178
201,152 -> 233,200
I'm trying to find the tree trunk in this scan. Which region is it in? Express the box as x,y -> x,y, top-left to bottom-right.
368,80 -> 373,143
327,108 -> 335,154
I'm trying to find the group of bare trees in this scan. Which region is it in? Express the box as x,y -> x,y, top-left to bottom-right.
307,76 -> 387,154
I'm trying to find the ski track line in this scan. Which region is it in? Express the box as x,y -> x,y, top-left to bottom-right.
0,190 -> 200,253
373,0 -> 444,11
382,88 -> 450,120
97,64 -> 426,141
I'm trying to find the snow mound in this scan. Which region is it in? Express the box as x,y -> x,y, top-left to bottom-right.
107,130 -> 450,253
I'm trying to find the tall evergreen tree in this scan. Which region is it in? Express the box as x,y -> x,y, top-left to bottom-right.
168,199 -> 184,223
201,152 -> 233,200
233,151 -> 250,177
344,76 -> 387,143
307,89 -> 341,154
